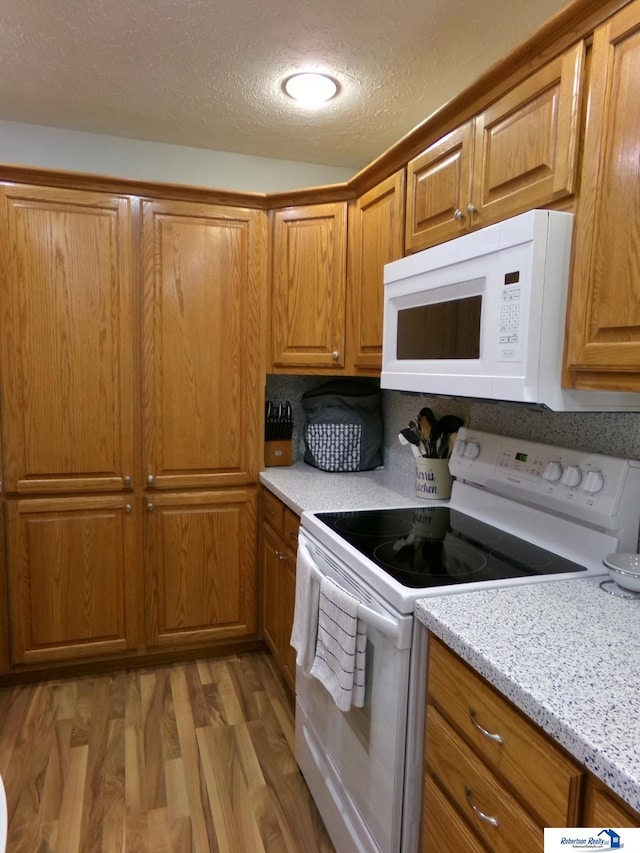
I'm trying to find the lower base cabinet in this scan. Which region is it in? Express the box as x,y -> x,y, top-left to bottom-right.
261,489 -> 299,692
6,495 -> 139,667
422,635 -> 640,851
145,489 -> 258,650
583,777 -> 640,828
4,489 -> 258,672
422,635 -> 582,851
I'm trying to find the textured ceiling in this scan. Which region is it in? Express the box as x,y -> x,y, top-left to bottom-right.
0,0 -> 573,170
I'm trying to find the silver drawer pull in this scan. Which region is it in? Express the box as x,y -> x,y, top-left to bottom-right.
469,709 -> 503,744
465,786 -> 499,827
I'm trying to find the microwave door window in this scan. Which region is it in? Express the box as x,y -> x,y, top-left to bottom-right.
396,294 -> 482,360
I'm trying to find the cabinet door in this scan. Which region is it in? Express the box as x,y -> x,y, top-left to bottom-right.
0,184 -> 135,494
406,123 -> 474,252
566,2 -> 640,390
271,203 -> 347,369
262,523 -> 283,657
145,490 -> 257,649
348,171 -> 405,371
6,495 -> 138,666
472,42 -> 584,223
142,200 -> 267,489
583,777 -> 640,827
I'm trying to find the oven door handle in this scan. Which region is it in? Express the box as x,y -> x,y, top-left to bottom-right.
298,541 -> 409,649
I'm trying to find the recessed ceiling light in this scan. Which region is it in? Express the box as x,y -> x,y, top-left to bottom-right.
283,72 -> 339,105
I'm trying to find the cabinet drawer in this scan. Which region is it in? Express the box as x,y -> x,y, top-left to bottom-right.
428,638 -> 581,827
422,773 -> 488,852
262,489 -> 285,535
426,706 -> 541,853
283,507 -> 300,551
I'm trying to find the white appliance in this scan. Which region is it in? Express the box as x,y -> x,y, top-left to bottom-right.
381,209 -> 640,411
295,429 -> 640,853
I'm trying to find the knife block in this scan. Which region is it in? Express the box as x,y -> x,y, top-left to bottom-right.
265,440 -> 293,467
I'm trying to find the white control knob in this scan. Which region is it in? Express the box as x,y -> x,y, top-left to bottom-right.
453,439 -> 467,457
463,441 -> 481,460
561,465 -> 582,488
582,470 -> 605,494
542,461 -> 563,483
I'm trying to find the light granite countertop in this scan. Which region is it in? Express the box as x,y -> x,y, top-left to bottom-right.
259,462 -> 426,514
416,578 -> 640,813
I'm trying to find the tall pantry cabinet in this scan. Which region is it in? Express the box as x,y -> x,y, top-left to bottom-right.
0,184 -> 266,670
140,199 -> 265,650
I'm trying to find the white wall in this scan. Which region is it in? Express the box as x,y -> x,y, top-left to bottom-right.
0,120 -> 356,193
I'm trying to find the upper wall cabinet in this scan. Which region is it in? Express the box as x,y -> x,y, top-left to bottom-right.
141,199 -> 267,488
405,42 -> 585,253
0,184 -> 136,494
347,171 -> 405,372
270,202 -> 348,370
565,0 -> 640,392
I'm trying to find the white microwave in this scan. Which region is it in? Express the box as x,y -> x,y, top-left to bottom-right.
381,209 -> 640,411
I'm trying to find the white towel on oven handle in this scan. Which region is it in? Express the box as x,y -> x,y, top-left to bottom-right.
290,541 -> 320,675
310,575 -> 367,712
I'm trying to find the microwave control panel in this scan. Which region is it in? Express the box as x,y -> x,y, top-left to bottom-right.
498,270 -> 522,362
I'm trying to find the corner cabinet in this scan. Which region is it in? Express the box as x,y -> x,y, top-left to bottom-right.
347,170 -> 405,372
270,202 -> 348,370
565,0 -> 640,392
406,41 -> 584,252
269,174 -> 405,376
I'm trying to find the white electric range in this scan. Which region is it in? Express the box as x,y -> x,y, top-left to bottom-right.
295,428 -> 640,853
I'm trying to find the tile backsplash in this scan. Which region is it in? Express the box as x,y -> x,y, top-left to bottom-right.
265,375 -> 640,479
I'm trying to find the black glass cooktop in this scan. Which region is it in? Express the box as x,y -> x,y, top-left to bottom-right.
315,506 -> 586,589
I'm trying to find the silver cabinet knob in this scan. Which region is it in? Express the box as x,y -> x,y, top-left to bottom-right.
147,502 -> 155,512
467,203 -> 477,215
147,474 -> 155,486
125,503 -> 133,514
454,208 -> 464,221
331,350 -> 339,360
123,475 -> 132,487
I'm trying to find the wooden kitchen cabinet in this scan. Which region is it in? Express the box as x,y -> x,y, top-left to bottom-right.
347,170 -> 405,372
144,489 -> 258,650
270,202 -> 348,370
0,183 -> 136,495
0,184 -> 266,673
261,488 -> 298,692
565,0 -> 640,393
422,636 -> 582,851
141,198 -> 266,488
406,42 -> 584,253
583,776 -> 640,827
6,495 -> 139,666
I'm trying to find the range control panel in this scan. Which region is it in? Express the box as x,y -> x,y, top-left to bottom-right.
449,428 -> 640,541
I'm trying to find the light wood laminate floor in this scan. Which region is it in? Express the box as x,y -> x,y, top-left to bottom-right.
0,652 -> 335,852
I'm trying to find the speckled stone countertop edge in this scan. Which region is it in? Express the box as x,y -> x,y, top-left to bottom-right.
259,462 -> 428,515
416,588 -> 640,814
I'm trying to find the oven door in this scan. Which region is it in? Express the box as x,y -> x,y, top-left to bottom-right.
295,532 -> 414,853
